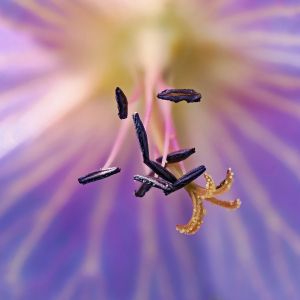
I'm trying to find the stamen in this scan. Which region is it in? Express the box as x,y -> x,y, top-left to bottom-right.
132,112 -> 150,161
134,171 -> 154,197
156,78 -> 188,171
134,182 -> 152,197
165,165 -> 206,195
133,175 -> 173,192
144,160 -> 177,183
103,118 -> 131,169
170,134 -> 187,173
143,72 -> 156,129
156,96 -> 173,167
115,87 -> 128,119
78,167 -> 121,185
157,89 -> 201,103
156,148 -> 196,164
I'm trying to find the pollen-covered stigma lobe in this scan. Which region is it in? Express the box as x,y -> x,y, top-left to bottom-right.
79,85 -> 240,235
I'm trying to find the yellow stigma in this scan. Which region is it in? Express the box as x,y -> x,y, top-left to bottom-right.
169,165 -> 241,235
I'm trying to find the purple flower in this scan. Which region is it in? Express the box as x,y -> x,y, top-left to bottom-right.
0,1 -> 299,299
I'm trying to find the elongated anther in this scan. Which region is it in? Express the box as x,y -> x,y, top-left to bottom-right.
157,89 -> 201,103
78,167 -> 121,184
135,171 -> 154,197
133,175 -> 173,192
165,165 -> 206,195
134,182 -> 152,197
156,148 -> 196,164
132,112 -> 150,161
144,160 -> 177,183
115,87 -> 128,119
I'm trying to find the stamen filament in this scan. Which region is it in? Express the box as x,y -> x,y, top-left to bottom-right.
103,89 -> 140,168
143,72 -> 157,130
160,102 -> 172,167
158,78 -> 187,172
103,118 -> 131,169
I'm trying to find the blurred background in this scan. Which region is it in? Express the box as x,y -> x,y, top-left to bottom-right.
0,0 -> 300,299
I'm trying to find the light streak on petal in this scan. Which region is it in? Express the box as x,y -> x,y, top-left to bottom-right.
253,73 -> 300,90
203,0 -> 235,15
199,113 -> 278,298
13,0 -> 66,27
224,101 -> 300,181
0,16 -> 64,47
234,86 -> 300,120
162,204 -> 202,299
0,103 -> 100,176
212,120 -> 300,297
132,199 -> 174,300
5,125 -> 106,285
156,265 -> 177,300
236,31 -> 300,47
132,200 -> 156,300
212,118 -> 300,256
57,178 -> 122,300
0,113 -> 107,219
221,5 -> 300,26
225,215 -> 272,300
0,49 -> 59,70
0,72 -> 98,159
82,185 -> 117,277
56,273 -> 82,300
247,49 -> 300,69
82,0 -> 167,17
268,234 -> 298,299
0,73 -> 56,106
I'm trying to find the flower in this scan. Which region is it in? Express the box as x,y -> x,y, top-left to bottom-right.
0,0 -> 300,299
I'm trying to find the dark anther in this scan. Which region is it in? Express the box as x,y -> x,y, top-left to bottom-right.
115,87 -> 128,119
165,165 -> 206,195
134,182 -> 152,197
144,160 -> 177,183
157,89 -> 201,103
78,167 -> 121,185
133,175 -> 173,192
156,148 -> 196,164
132,112 -> 150,161
135,171 -> 154,197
